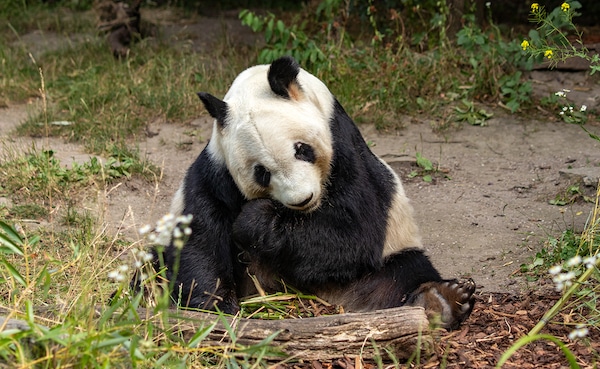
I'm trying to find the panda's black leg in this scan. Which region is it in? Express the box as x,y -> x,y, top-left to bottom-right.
323,248 -> 475,330
377,248 -> 476,330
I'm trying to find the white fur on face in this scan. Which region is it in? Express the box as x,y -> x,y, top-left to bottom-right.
207,65 -> 335,212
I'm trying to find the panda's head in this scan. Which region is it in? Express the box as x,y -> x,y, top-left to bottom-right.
198,56 -> 335,212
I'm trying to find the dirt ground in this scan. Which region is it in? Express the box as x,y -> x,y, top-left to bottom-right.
2,9 -> 600,367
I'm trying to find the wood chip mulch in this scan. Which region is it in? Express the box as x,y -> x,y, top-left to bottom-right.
280,286 -> 599,369
429,289 -> 599,368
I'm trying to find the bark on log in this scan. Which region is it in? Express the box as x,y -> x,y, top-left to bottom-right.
146,306 -> 432,360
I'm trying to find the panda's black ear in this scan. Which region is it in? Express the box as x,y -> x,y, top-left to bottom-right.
197,92 -> 228,126
268,56 -> 302,100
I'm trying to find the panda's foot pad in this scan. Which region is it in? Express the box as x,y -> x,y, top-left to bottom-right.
411,278 -> 476,330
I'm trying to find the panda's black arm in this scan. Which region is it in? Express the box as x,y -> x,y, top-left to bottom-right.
163,149 -> 246,312
232,197 -> 385,290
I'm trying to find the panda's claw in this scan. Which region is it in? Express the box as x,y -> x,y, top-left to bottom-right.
408,278 -> 476,330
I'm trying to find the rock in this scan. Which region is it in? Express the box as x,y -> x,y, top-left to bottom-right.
559,167 -> 600,187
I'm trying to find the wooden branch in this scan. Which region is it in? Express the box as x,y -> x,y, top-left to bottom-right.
149,306 -> 433,360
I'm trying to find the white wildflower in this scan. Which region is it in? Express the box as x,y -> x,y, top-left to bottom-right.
141,251 -> 153,262
566,255 -> 582,267
179,214 -> 193,225
548,265 -> 562,275
173,238 -> 185,249
141,213 -> 193,246
555,91 -> 566,97
552,271 -> 576,291
568,324 -> 589,340
583,255 -> 597,269
139,224 -> 152,235
108,269 -> 126,282
173,227 -> 183,239
580,105 -> 587,112
564,271 -> 575,281
562,106 -> 568,111
118,264 -> 129,272
131,248 -> 154,269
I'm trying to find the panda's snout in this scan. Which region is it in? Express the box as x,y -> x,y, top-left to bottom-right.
288,194 -> 314,210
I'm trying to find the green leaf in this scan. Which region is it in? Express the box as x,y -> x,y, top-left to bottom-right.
0,233 -> 24,255
0,221 -> 24,246
506,99 -> 520,113
1,257 -> 26,286
416,152 -> 433,171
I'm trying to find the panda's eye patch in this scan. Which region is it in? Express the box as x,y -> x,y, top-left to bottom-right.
294,142 -> 316,163
254,165 -> 271,187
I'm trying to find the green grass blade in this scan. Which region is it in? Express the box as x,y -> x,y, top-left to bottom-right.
187,320 -> 217,348
496,333 -> 580,368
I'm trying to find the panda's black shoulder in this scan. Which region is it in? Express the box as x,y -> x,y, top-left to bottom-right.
328,99 -> 395,180
182,146 -> 245,214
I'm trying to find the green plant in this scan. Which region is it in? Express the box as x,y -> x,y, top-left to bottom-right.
549,184 -> 592,206
521,1 -> 599,141
456,6 -> 534,112
407,152 -> 446,183
498,71 -> 533,112
239,9 -> 327,70
523,1 -> 598,73
453,99 -> 493,126
0,220 -> 32,291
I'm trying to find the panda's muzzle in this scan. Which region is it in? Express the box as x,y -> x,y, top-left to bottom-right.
288,194 -> 313,210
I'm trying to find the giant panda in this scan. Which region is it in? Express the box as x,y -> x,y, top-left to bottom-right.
161,56 -> 475,330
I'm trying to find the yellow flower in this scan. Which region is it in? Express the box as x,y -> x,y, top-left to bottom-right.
561,2 -> 570,11
531,3 -> 539,12
521,40 -> 530,50
544,49 -> 554,59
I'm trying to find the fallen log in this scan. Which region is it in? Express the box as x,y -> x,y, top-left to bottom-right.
144,306 -> 433,360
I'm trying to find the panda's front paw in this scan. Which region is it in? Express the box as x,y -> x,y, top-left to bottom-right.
408,278 -> 476,331
240,198 -> 276,217
233,199 -> 278,251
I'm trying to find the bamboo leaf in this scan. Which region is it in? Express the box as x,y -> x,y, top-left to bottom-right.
1,257 -> 26,286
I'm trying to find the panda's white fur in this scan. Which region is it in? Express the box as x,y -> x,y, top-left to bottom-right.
209,64 -> 333,211
381,169 -> 423,256
157,56 -> 475,330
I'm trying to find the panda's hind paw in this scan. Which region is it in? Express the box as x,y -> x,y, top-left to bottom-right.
409,278 -> 476,331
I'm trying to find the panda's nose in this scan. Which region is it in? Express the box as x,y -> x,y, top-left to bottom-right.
290,194 -> 313,209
